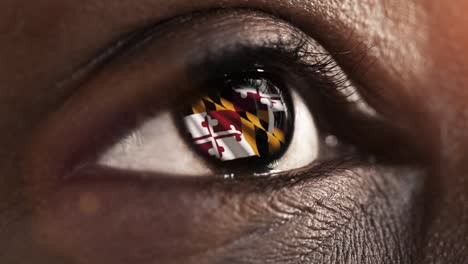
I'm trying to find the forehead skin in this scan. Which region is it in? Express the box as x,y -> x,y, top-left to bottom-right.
0,0 -> 468,263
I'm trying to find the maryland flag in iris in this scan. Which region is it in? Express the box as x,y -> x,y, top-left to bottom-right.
183,78 -> 292,162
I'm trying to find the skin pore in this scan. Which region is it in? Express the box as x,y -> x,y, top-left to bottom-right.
1,0 -> 468,263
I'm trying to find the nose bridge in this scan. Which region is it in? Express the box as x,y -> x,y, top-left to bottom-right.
419,1 -> 468,260
421,150 -> 468,263
418,102 -> 468,262
428,0 -> 468,174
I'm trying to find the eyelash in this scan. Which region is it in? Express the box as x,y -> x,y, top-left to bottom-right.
157,16 -> 381,166
161,40 -> 369,174
175,23 -> 418,171
185,41 -> 362,122
188,41 -> 360,102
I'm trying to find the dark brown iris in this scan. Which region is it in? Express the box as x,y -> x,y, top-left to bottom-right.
181,76 -> 294,165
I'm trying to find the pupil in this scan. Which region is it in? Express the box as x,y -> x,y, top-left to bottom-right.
182,75 -> 293,165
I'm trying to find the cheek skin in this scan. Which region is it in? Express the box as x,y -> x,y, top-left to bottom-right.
32,165 -> 422,263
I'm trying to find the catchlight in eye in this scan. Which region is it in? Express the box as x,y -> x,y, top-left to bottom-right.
181,73 -> 294,165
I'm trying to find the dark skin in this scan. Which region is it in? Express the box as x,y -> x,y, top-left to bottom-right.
1,0 -> 467,263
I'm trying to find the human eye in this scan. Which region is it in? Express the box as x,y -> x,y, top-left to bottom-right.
28,10 -> 405,180
98,66 -> 319,177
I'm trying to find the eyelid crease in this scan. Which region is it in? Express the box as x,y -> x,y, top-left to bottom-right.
52,28 -> 149,105
54,8 -> 286,90
49,8 -> 217,107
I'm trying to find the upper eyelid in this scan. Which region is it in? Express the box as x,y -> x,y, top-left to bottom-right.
59,9 -> 373,116
58,9 -> 313,86
38,6 -> 378,128
61,10 -> 346,116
